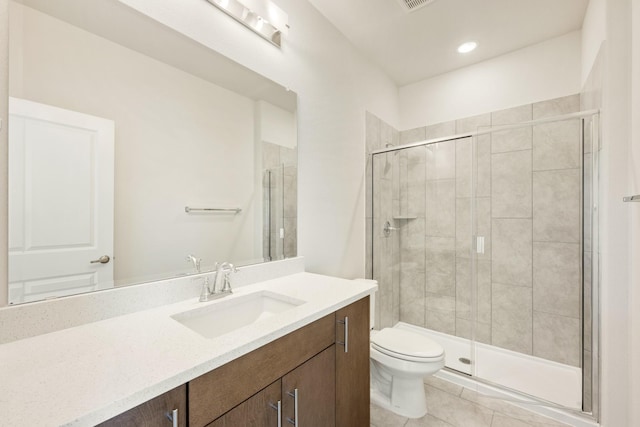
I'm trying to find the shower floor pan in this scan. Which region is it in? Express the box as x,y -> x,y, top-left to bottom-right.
395,322 -> 582,410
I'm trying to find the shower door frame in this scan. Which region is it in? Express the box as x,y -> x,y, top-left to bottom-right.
370,110 -> 601,422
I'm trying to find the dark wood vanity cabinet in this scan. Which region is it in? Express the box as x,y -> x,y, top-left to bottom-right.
336,296 -> 370,427
97,384 -> 186,427
100,297 -> 369,427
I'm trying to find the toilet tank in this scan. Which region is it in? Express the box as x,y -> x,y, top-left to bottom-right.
354,279 -> 377,330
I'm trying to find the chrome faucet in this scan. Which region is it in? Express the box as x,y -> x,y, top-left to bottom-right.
198,261 -> 237,302
186,254 -> 201,273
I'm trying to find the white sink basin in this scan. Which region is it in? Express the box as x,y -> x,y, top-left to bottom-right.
171,291 -> 306,339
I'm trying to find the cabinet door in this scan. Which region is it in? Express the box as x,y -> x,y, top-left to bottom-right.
282,345 -> 336,427
336,296 -> 370,427
207,380 -> 281,427
97,384 -> 186,427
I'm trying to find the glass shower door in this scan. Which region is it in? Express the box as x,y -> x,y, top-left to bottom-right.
470,113 -> 598,411
371,136 -> 475,375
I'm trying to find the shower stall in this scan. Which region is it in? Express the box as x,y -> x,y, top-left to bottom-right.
368,101 -> 599,421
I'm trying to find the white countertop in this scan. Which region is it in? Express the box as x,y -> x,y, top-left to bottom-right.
0,272 -> 376,426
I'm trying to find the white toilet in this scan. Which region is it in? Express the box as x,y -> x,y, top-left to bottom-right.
367,288 -> 445,419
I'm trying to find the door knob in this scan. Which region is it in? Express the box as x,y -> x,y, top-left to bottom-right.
90,255 -> 111,264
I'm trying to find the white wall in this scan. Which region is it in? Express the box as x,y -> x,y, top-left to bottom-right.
0,0 -> 7,306
399,31 -> 582,130
257,101 -> 297,149
629,1 -> 640,424
116,0 -> 400,279
582,0 -> 638,425
581,0 -> 606,85
9,3 -> 261,282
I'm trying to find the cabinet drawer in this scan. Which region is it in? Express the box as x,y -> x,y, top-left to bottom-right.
189,313 -> 335,427
98,384 -> 186,427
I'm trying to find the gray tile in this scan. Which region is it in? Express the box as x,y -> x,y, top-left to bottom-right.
477,260 -> 492,324
477,135 -> 492,197
424,375 -> 464,396
280,146 -> 297,167
455,257 -> 472,320
584,252 -> 592,352
492,283 -> 532,354
455,138 -> 472,198
401,298 -> 426,328
370,403 -> 409,427
456,318 -> 491,344
381,119 -> 397,148
460,389 -> 570,426
425,237 -> 456,296
283,217 -> 297,258
407,158 -> 426,217
533,311 -> 580,366
426,180 -> 456,237
583,349 -> 593,412
492,150 -> 532,218
456,259 -> 492,324
492,104 -> 532,126
532,169 -> 581,243
532,94 -> 580,120
262,141 -> 280,169
476,198 -> 492,261
425,121 -> 456,140
491,104 -> 533,154
426,140 -> 456,181
401,127 -> 427,145
424,384 -> 494,427
492,219 -> 532,287
426,293 -> 456,334
583,153 -> 593,251
456,113 -> 491,134
455,198 -> 472,258
366,111 -> 382,153
283,171 -> 297,218
490,413 -> 532,427
532,121 -> 581,171
406,414 -> 455,427
533,242 -> 581,318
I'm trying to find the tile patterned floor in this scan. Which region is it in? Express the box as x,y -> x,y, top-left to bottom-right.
370,376 -> 572,427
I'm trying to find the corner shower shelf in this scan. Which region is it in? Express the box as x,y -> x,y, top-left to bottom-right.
623,195 -> 640,202
392,216 -> 417,220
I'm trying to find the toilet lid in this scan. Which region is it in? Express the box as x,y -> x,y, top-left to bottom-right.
371,328 -> 444,360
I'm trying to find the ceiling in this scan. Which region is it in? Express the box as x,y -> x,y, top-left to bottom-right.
308,0 -> 590,86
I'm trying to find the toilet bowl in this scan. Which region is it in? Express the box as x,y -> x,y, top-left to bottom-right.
355,279 -> 445,419
370,328 -> 445,418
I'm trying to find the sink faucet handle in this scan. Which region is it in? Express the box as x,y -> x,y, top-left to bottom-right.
220,263 -> 237,293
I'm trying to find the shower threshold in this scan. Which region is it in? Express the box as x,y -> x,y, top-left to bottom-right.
394,322 -> 583,411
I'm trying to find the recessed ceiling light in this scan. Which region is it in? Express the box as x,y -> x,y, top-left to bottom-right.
457,41 -> 478,54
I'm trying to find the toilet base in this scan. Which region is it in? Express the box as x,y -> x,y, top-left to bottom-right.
370,377 -> 428,419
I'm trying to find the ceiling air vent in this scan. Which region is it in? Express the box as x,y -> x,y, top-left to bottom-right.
395,0 -> 438,13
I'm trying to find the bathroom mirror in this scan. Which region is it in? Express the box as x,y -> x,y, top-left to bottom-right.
5,0 -> 298,305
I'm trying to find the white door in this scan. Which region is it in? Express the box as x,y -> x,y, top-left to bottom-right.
8,97 -> 115,304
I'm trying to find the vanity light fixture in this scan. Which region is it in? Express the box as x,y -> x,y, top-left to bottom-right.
206,0 -> 288,47
457,41 -> 478,54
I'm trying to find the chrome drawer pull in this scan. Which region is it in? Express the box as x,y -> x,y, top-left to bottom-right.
165,408 -> 178,427
337,316 -> 349,353
286,388 -> 298,426
269,400 -> 282,427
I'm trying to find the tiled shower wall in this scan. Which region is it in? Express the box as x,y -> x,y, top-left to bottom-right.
367,94 -> 589,368
263,142 -> 297,260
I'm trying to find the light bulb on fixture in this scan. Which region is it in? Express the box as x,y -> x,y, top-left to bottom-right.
457,41 -> 478,54
219,0 -> 229,8
255,17 -> 264,31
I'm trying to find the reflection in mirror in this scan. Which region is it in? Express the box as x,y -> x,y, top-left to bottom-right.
6,0 -> 297,305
